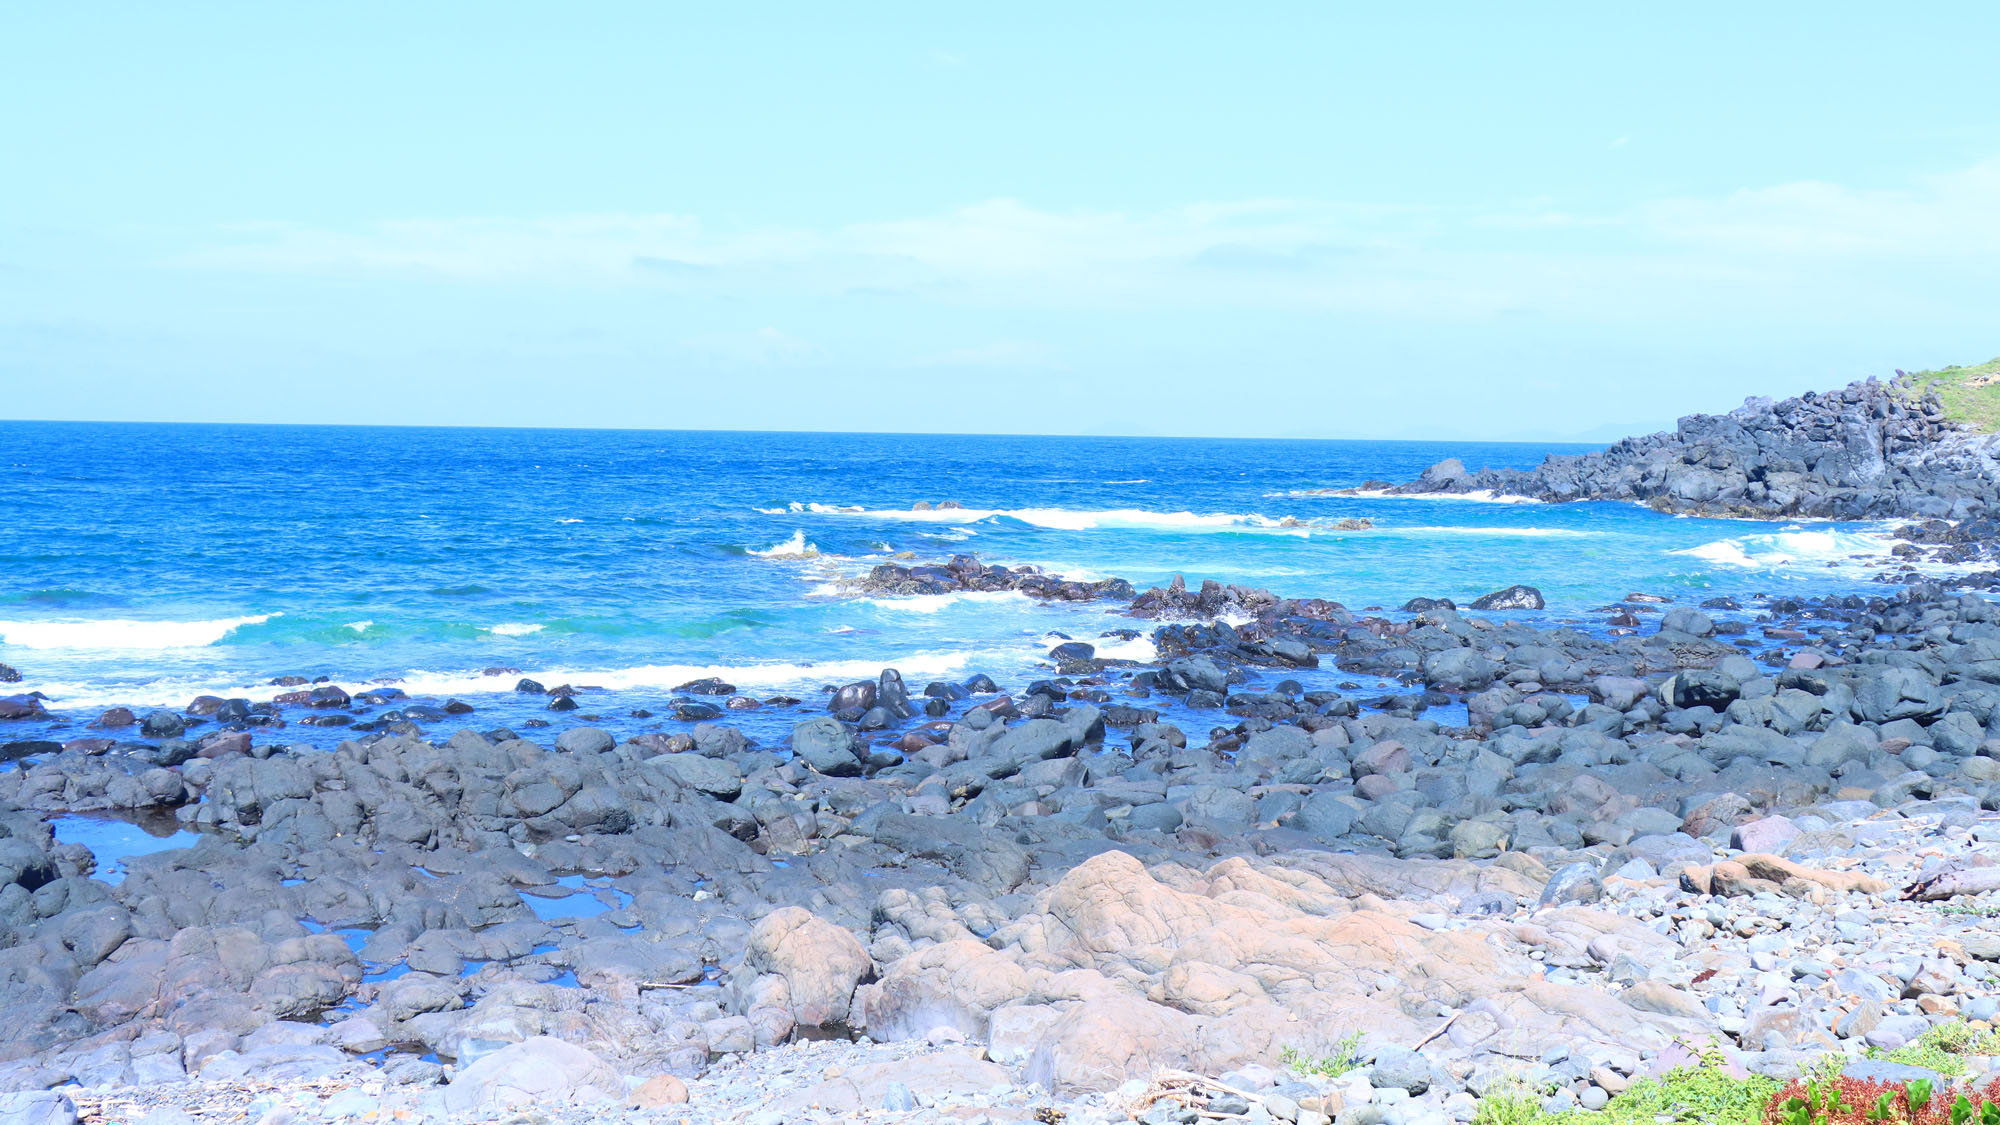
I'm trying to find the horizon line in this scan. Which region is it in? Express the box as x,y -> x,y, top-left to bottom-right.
0,415 -> 1619,446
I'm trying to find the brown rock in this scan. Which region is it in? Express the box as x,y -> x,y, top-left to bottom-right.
1024,996 -> 1200,1093
745,906 -> 873,1028
1683,854 -> 1888,897
856,939 -> 1034,1040
629,1074 -> 689,1108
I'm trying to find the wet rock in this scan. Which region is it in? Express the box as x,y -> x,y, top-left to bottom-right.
139,711 -> 186,738
1469,585 -> 1544,611
93,707 -> 137,729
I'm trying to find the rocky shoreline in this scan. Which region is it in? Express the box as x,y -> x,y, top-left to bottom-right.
1378,379 -> 2000,569
1,557 -> 1999,1124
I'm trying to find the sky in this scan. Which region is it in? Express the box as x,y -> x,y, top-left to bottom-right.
3,4 -> 1998,440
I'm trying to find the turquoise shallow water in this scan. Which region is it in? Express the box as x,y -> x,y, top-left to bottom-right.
0,422 -> 1914,738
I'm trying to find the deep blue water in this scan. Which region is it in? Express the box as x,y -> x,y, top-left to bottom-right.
0,422 -> 1916,746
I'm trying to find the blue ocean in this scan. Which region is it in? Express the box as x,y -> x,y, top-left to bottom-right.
0,422 -> 1913,747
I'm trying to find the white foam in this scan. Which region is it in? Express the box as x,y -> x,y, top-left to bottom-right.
1090,634 -> 1159,661
1300,489 -> 1542,504
858,590 -> 1033,614
379,650 -> 1006,697
1017,562 -> 1115,582
1391,526 -> 1598,539
20,646 -> 1026,712
748,530 -> 822,559
781,504 -> 1319,533
0,614 -> 277,651
1674,527 -> 1900,572
486,622 -> 545,637
344,621 -> 374,633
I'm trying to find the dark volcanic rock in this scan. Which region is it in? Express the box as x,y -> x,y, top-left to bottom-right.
792,717 -> 864,776
1469,585 -> 1545,611
0,695 -> 48,721
1389,377 -> 2000,523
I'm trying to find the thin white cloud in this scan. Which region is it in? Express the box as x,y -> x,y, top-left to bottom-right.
1640,160 -> 2000,255
171,160 -> 2000,323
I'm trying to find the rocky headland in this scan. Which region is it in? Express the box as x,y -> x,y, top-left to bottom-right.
4,555 -> 2000,1124
1383,377 -> 2000,561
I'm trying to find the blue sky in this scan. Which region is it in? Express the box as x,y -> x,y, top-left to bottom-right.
4,4 -> 1997,439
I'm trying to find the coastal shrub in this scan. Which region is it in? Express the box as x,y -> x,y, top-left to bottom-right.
1279,1033 -> 1365,1078
1470,1079 -> 1546,1125
1604,1048 -> 1780,1124
1869,1023 -> 2000,1079
1470,1044 -> 1779,1124
1762,1075 -> 2000,1124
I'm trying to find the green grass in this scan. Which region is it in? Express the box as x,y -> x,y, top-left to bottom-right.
1468,1032 -> 2000,1125
1933,899 -> 2000,919
1869,1021 -> 2000,1078
1279,1034 -> 1366,1079
1471,1044 -> 1783,1125
1897,357 -> 2000,433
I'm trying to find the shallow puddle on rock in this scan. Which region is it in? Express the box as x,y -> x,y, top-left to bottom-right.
518,874 -> 628,920
362,962 -> 410,985
51,813 -> 200,884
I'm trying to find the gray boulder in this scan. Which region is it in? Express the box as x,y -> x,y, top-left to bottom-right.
443,1037 -> 621,1113
791,717 -> 864,776
554,727 -> 615,755
1423,648 -> 1497,691
0,1092 -> 77,1125
1855,667 -> 1944,723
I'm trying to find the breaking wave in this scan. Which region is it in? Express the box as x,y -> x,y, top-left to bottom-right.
748,530 -> 822,559
1674,527 -> 1899,571
0,614 -> 279,651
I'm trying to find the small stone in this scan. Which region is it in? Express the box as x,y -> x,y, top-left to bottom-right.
629,1073 -> 690,1109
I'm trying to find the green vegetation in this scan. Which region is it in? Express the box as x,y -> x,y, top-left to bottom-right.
1933,899 -> 2000,919
1468,1032 -> 2000,1125
1897,357 -> 2000,433
1279,1034 -> 1366,1079
1470,1044 -> 1782,1125
1868,1021 -> 2000,1078
1471,1079 -> 1548,1125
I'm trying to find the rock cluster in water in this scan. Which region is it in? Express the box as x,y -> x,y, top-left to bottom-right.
3,562 -> 2000,1124
1387,378 -> 2000,524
